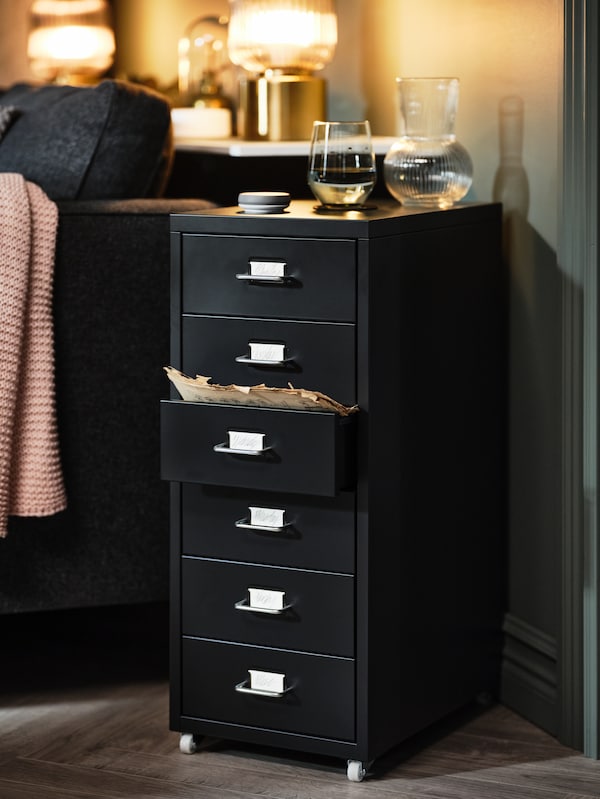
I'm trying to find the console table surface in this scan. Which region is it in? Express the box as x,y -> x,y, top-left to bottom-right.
166,138 -> 399,206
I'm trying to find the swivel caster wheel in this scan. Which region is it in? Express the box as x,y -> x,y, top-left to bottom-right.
347,759 -> 366,782
179,733 -> 198,754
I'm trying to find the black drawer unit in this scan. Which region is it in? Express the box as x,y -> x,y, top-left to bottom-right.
180,484 -> 356,573
181,557 -> 355,656
182,234 -> 356,321
164,199 -> 506,781
181,315 -> 356,405
180,638 -> 355,742
160,400 -> 355,496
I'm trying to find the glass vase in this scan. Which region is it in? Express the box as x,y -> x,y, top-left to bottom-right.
383,77 -> 473,208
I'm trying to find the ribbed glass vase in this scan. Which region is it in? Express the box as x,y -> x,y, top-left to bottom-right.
383,77 -> 473,208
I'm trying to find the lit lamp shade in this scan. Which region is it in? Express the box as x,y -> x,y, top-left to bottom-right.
227,0 -> 337,141
28,0 -> 115,85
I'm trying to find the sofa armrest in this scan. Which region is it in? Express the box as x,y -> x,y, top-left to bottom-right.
53,197 -> 216,455
0,197 -> 215,614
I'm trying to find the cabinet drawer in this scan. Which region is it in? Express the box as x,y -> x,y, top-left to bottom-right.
182,315 -> 356,408
181,484 -> 355,573
182,234 -> 356,322
181,637 -> 355,741
161,401 -> 356,496
182,558 -> 354,657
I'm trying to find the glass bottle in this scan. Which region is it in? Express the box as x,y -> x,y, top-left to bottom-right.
383,77 -> 473,208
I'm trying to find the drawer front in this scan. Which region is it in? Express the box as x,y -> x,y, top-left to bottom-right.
182,234 -> 356,322
161,401 -> 355,496
182,315 -> 356,408
181,484 -> 355,573
182,558 -> 354,657
181,637 -> 355,741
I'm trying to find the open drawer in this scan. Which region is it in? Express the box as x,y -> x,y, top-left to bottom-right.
160,400 -> 356,497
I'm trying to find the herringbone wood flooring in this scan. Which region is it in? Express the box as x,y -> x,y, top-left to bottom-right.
0,603 -> 598,798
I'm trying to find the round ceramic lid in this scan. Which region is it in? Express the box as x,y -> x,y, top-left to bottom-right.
238,191 -> 291,213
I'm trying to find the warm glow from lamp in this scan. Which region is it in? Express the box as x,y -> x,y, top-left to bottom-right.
28,0 -> 115,85
227,0 -> 337,140
178,15 -> 231,108
228,5 -> 337,73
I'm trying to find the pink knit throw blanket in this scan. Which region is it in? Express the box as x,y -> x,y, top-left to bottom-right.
0,173 -> 67,537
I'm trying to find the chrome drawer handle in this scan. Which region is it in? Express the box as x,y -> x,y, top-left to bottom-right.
236,259 -> 292,285
234,679 -> 293,698
235,273 -> 290,285
234,598 -> 293,615
235,354 -> 292,366
213,442 -> 272,457
235,517 -> 292,533
235,668 -> 292,698
235,341 -> 292,367
214,430 -> 272,457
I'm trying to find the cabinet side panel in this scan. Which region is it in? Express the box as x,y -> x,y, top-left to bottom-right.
359,212 -> 506,759
169,481 -> 183,732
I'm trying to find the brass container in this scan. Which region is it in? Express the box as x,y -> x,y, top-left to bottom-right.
237,74 -> 326,141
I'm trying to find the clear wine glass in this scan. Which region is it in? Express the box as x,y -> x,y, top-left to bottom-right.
308,120 -> 377,209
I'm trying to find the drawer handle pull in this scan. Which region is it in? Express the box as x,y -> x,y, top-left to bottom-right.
236,259 -> 292,285
234,679 -> 293,698
235,273 -> 291,285
236,668 -> 292,698
234,597 -> 293,615
236,342 -> 292,367
235,517 -> 292,533
235,354 -> 293,367
213,442 -> 272,457
214,430 -> 272,457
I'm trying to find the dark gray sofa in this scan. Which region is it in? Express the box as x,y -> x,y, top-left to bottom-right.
0,79 -> 215,614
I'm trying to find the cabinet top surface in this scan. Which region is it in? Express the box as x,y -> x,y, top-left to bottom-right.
170,199 -> 500,238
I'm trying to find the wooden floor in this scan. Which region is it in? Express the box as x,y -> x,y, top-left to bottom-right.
0,603 -> 598,798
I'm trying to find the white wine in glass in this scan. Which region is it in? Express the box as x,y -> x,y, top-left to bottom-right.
308,120 -> 377,209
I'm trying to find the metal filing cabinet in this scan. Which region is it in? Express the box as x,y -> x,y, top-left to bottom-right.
161,199 -> 506,781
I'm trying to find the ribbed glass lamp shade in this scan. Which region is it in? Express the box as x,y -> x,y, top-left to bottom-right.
227,0 -> 337,75
227,0 -> 337,140
27,0 -> 115,85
